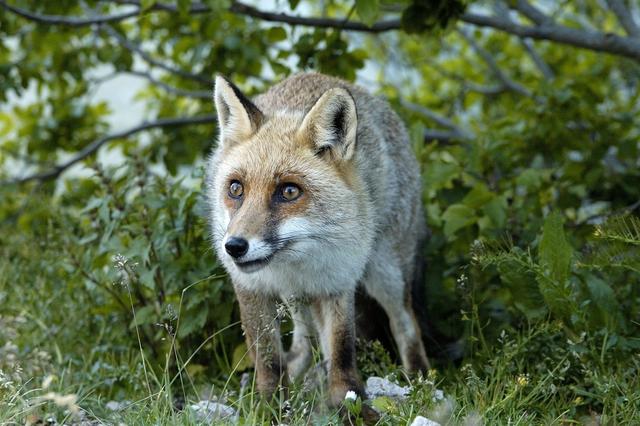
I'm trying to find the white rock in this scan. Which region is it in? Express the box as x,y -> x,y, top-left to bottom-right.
410,416 -> 441,426
105,400 -> 130,411
188,400 -> 237,422
432,389 -> 445,402
365,376 -> 410,399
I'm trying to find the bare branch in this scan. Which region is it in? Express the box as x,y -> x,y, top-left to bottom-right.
458,28 -> 532,97
521,38 -> 555,79
0,0 -> 140,26
100,25 -> 214,86
125,70 -> 211,99
606,0 -> 640,38
4,0 -> 640,62
423,129 -> 463,144
512,0 -> 552,26
227,1 -> 399,33
10,115 -> 216,184
494,2 -> 555,80
461,12 -> 640,62
400,100 -> 473,140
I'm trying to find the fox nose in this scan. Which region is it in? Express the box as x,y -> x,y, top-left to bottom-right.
225,237 -> 249,258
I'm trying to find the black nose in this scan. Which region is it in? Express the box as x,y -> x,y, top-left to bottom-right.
225,237 -> 249,258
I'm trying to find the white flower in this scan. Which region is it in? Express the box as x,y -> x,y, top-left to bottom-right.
344,390 -> 358,401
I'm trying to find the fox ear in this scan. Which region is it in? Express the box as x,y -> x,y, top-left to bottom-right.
298,88 -> 357,161
214,75 -> 263,145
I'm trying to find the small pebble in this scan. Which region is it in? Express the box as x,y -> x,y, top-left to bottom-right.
188,400 -> 237,422
410,415 -> 441,426
365,376 -> 410,399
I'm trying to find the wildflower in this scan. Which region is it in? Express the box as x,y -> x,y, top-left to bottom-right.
516,374 -> 529,387
42,375 -> 55,389
428,369 -> 438,381
345,390 -> 358,401
38,391 -> 79,414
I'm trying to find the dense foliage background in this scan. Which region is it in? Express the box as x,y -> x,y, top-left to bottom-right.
1,0 -> 639,423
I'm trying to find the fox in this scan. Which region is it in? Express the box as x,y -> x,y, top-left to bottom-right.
205,72 -> 430,408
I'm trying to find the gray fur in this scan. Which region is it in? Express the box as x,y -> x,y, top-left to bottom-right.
205,72 -> 429,406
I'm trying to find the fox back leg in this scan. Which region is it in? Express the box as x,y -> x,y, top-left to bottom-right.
362,244 -> 430,372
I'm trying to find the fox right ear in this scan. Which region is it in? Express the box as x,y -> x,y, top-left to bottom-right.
214,76 -> 263,145
298,87 -> 357,162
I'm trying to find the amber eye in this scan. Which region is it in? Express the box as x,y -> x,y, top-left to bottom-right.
228,180 -> 244,198
280,183 -> 301,201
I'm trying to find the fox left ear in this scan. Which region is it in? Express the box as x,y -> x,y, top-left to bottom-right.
298,88 -> 357,161
214,75 -> 264,146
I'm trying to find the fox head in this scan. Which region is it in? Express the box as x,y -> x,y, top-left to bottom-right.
208,76 -> 372,279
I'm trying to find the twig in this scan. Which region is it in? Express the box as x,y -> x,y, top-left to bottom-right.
126,70 -> 211,98
512,0 -> 552,26
3,0 -> 640,62
0,0 -> 140,26
423,129 -> 464,144
100,24 -> 214,86
570,199 -> 640,227
400,99 -> 473,140
458,28 -> 533,97
9,115 -> 216,184
424,60 -> 508,95
461,12 -> 640,62
494,2 -> 555,80
606,0 -> 640,38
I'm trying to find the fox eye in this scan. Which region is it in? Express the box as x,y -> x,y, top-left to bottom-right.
228,180 -> 244,198
280,183 -> 301,202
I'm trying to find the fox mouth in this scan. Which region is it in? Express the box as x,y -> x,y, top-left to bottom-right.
232,240 -> 293,273
234,254 -> 274,272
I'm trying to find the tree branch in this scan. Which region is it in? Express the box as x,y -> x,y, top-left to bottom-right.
100,24 -> 214,86
463,12 -> 640,62
3,0 -> 640,62
0,0 -> 140,26
512,0 -> 552,26
423,129 -> 463,144
458,28 -> 533,97
606,0 -> 640,38
494,2 -> 555,80
400,99 -> 473,140
125,70 -> 211,99
10,115 -> 215,184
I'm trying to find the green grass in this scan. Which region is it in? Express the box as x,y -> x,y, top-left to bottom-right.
1,244 -> 639,425
1,173 -> 639,424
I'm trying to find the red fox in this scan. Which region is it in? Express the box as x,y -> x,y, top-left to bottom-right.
206,72 -> 429,407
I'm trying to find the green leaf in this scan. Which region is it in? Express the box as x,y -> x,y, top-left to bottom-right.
584,274 -> 621,329
483,196 -> 507,228
266,27 -> 287,43
178,305 -> 208,338
442,203 -> 476,237
231,342 -> 253,372
537,212 -> 574,320
130,305 -> 156,328
371,396 -> 397,413
177,0 -> 190,16
497,259 -> 546,320
355,0 -> 380,27
463,183 -> 494,209
140,0 -> 156,11
539,211 -> 573,284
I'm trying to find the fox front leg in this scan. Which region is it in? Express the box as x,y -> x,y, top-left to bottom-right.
234,286 -> 288,398
312,291 -> 364,407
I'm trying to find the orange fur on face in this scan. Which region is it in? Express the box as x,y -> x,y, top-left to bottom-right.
220,114 -> 359,240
